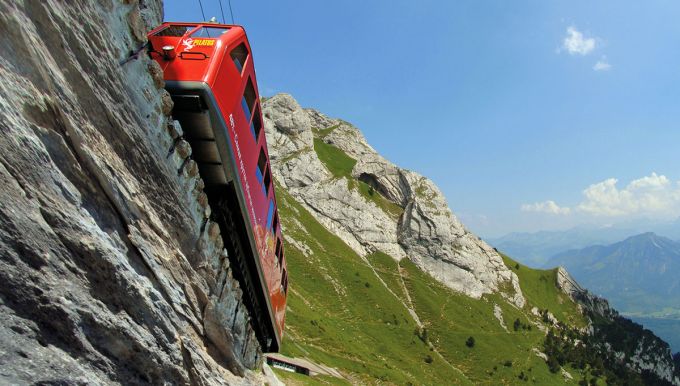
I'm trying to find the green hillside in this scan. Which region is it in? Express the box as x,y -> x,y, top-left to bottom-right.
275,181 -> 601,384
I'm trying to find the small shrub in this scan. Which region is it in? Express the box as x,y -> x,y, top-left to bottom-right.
424,355 -> 433,364
515,263 -> 520,269
364,282 -> 371,288
546,356 -> 560,373
465,336 -> 475,348
503,360 -> 513,367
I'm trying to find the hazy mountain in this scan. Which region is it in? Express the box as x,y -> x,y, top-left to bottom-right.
486,226 -> 637,267
546,233 -> 680,350
546,233 -> 680,313
487,220 -> 680,268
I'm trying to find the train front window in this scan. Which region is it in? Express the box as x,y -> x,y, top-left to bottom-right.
230,43 -> 249,73
154,25 -> 196,37
190,26 -> 230,38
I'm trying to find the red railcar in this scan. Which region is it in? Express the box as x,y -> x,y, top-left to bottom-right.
147,22 -> 287,352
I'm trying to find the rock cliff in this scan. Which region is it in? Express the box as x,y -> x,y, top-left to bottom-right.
263,94 -> 525,307
557,268 -> 680,385
0,1 -> 260,384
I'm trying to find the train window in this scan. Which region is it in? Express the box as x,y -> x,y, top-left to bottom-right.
272,211 -> 279,233
256,148 -> 268,195
275,238 -> 282,266
277,244 -> 284,268
230,43 -> 249,73
282,270 -> 288,294
240,97 -> 251,124
154,25 -> 197,37
263,166 -> 271,196
251,104 -> 262,141
266,200 -> 275,231
190,26 -> 230,38
241,78 -> 256,129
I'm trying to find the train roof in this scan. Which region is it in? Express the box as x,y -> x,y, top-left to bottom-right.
149,22 -> 247,42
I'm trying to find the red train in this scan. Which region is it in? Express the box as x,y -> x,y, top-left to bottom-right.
147,22 -> 287,352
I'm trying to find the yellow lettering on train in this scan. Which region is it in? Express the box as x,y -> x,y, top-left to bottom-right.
193,39 -> 215,46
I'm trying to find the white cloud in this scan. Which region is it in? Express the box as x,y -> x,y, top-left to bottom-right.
576,173 -> 680,217
562,26 -> 596,55
521,200 -> 571,215
593,56 -> 611,71
522,173 -> 680,220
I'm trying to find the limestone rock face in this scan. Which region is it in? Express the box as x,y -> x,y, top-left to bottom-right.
557,269 -> 680,385
263,94 -> 524,306
0,1 -> 259,384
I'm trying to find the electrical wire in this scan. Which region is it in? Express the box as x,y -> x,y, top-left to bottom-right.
228,0 -> 235,24
198,0 -> 206,21
218,0 -> 227,24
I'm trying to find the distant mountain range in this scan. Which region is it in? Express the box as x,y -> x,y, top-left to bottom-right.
487,219 -> 680,267
546,232 -> 680,351
545,232 -> 680,314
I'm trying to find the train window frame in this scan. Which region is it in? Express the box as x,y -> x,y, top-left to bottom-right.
282,269 -> 288,294
262,165 -> 271,196
190,26 -> 230,38
255,148 -> 268,196
153,25 -> 197,37
266,199 -> 275,231
251,104 -> 263,141
275,238 -> 282,267
230,42 -> 249,74
241,77 -> 257,137
271,211 -> 279,234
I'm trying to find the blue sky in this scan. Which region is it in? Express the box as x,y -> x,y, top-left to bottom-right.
164,1 -> 680,237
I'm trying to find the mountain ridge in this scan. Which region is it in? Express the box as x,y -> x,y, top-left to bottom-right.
488,220 -> 680,267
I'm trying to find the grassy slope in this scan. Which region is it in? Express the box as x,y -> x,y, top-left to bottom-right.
275,126 -> 595,384
278,181 -> 599,384
501,255 -> 585,328
278,185 -> 470,385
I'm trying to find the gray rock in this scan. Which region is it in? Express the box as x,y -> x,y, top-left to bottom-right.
263,93 -> 525,306
0,1 -> 259,384
556,268 -> 679,385
262,93 -> 311,135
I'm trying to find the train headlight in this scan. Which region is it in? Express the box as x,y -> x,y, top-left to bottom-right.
162,45 -> 176,60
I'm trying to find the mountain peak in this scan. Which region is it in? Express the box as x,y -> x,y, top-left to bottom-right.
262,93 -> 526,307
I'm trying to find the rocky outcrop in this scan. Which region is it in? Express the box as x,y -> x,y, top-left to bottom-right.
0,1 -> 259,384
557,268 -> 679,385
263,94 -> 524,306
